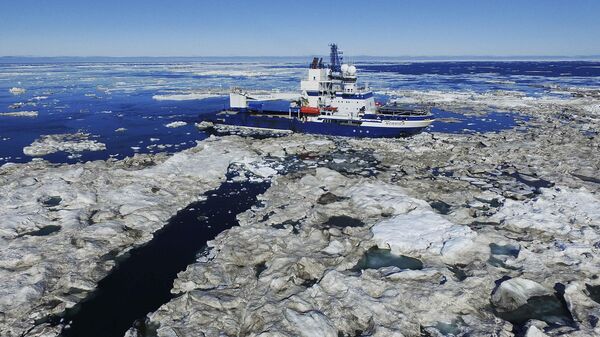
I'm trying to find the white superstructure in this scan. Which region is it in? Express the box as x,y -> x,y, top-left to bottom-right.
300,45 -> 376,119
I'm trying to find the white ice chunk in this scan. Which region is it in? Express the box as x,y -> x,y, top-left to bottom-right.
23,133 -> 106,156
492,187 -> 600,235
9,87 -> 26,95
153,93 -> 220,101
284,309 -> 337,337
372,210 -> 476,263
491,278 -> 552,312
165,121 -> 187,128
0,111 -> 38,117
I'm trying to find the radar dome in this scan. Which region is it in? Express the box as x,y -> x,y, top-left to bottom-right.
348,65 -> 357,75
341,64 -> 349,73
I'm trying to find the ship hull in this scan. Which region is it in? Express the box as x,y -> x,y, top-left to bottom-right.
211,112 -> 429,138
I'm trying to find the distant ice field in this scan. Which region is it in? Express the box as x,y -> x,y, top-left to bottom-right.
1,59 -> 599,165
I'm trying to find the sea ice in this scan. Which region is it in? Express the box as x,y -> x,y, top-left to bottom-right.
138,105 -> 600,336
141,165 -> 502,336
0,110 -> 38,117
165,121 -> 187,128
372,211 -> 476,261
491,278 -> 553,312
9,87 -> 26,95
23,132 -> 106,156
4,85 -> 600,337
0,136 -> 277,336
284,309 -> 337,337
152,93 -> 221,101
525,326 -> 549,337
491,187 -> 600,235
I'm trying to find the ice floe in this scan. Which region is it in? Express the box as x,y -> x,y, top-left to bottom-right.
23,132 -> 107,157
137,108 -> 599,337
491,187 -> 600,235
139,165 -> 500,336
152,93 -> 222,101
9,87 -> 26,95
0,136 -> 279,336
0,110 -> 38,117
372,205 -> 477,264
492,278 -> 554,312
164,121 -> 187,128
4,85 -> 600,337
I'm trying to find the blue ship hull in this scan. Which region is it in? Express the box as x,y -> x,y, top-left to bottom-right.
211,112 -> 427,138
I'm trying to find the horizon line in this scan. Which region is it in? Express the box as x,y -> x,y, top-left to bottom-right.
2,54 -> 600,60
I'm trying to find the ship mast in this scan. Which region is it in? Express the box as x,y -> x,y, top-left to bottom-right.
328,43 -> 343,78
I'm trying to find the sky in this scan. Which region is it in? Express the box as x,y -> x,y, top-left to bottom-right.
1,0 -> 599,57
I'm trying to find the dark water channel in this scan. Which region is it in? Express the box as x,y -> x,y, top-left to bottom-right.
52,177 -> 269,337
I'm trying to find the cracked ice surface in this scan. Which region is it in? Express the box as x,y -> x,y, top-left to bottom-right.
139,90 -> 600,337
3,88 -> 600,337
0,136 -> 282,336
144,167 -> 507,337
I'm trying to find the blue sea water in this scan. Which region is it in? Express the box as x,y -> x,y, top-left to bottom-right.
1,58 -> 599,165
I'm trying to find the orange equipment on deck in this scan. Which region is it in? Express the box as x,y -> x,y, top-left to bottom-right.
300,106 -> 320,115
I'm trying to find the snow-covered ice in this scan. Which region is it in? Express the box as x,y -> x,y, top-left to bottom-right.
9,87 -> 26,95
0,110 -> 38,117
164,121 -> 187,128
0,136 -> 279,336
152,93 -> 222,101
23,132 -> 107,156
491,278 -> 553,312
372,207 -> 477,264
3,85 -> 600,337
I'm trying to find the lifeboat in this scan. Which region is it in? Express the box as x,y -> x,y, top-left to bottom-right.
300,106 -> 320,115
